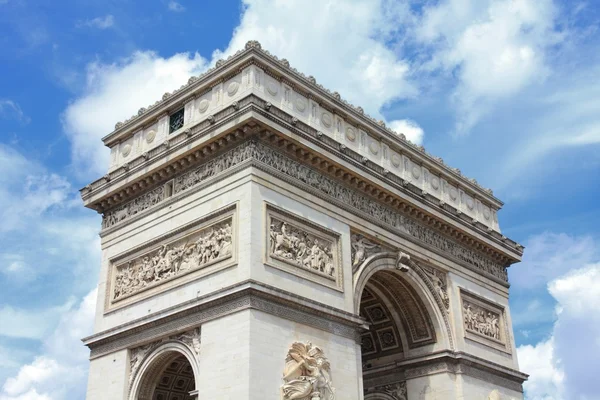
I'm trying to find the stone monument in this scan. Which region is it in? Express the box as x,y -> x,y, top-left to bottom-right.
81,41 -> 528,399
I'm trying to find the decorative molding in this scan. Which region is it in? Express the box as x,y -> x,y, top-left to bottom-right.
266,204 -> 342,291
103,185 -> 165,229
282,342 -> 335,400
129,327 -> 200,386
460,289 -> 510,353
420,265 -> 450,311
87,281 -> 364,360
367,271 -> 436,349
85,98 -> 521,264
100,139 -> 508,283
103,41 -> 499,206
351,233 -> 390,272
105,205 -> 237,312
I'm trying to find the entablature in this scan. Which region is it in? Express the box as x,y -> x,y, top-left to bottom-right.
89,41 -> 504,231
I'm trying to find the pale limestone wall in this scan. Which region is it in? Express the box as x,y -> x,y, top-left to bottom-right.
86,349 -> 128,400
449,273 -> 519,370
93,171 -> 255,332
247,309 -> 362,399
406,373 -> 459,399
87,166 -> 523,400
248,179 -> 354,312
196,311 -> 251,398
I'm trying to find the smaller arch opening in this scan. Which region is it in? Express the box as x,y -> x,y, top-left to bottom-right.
151,354 -> 195,400
133,349 -> 197,400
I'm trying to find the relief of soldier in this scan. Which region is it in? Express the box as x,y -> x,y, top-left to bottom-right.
113,221 -> 232,299
270,220 -> 335,277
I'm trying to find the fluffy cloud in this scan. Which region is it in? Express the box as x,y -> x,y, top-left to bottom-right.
0,290 -> 96,400
518,338 -> 564,400
510,232 -> 598,289
515,233 -> 600,399
215,0 -> 421,138
62,51 -> 208,178
417,0 -> 562,134
388,119 -> 424,145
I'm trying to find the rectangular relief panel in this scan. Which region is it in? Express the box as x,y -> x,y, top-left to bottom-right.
460,289 -> 511,353
105,204 -> 237,312
265,204 -> 343,291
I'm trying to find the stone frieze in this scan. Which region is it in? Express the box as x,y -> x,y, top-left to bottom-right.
111,218 -> 233,303
103,140 -> 507,282
460,290 -> 509,352
266,205 -> 342,290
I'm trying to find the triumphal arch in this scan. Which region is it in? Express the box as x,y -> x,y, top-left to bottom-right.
81,41 -> 527,399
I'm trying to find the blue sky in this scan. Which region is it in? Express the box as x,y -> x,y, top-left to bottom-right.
0,0 -> 599,399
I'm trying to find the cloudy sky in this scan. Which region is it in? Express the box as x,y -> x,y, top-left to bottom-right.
0,0 -> 598,399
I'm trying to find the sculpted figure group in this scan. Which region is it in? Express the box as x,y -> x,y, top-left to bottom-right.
464,302 -> 501,340
114,221 -> 232,300
282,342 -> 335,400
270,220 -> 335,277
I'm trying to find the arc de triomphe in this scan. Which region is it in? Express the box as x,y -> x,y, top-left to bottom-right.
81,41 -> 527,400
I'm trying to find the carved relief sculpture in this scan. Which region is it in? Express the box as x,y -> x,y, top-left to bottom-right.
422,266 -> 450,311
270,219 -> 335,278
351,234 -> 384,270
365,382 -> 408,400
113,219 -> 233,301
282,342 -> 335,400
102,140 -> 506,283
463,300 -> 501,341
129,327 -> 201,385
266,205 -> 342,290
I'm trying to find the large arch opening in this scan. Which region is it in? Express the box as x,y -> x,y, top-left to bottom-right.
355,253 -> 452,396
360,270 -> 436,370
129,343 -> 198,400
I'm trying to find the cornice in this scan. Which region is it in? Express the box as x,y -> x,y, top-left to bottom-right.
81,99 -> 522,267
82,280 -> 367,359
98,41 -> 501,206
363,350 -> 527,392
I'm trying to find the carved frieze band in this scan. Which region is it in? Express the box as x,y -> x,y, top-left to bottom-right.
129,327 -> 200,386
460,289 -> 510,353
102,140 -> 507,282
266,205 -> 342,290
107,206 -> 236,311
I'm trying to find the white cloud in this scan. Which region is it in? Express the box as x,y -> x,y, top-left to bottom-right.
215,0 -> 419,128
0,300 -> 74,340
495,63 -> 600,189
388,119 -> 424,145
168,1 -> 185,12
515,233 -> 600,400
76,15 -> 114,30
417,0 -> 562,134
62,51 -> 207,178
0,100 -> 29,124
518,338 -> 564,400
509,232 -> 597,289
0,145 -> 79,233
0,290 -> 96,400
549,264 -> 600,399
